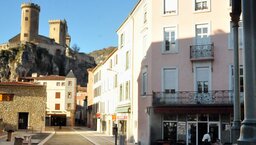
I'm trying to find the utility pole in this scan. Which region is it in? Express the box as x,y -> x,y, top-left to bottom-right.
230,0 -> 241,144
238,0 -> 256,144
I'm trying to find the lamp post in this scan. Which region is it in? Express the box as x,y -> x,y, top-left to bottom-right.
230,0 -> 241,143
238,0 -> 256,144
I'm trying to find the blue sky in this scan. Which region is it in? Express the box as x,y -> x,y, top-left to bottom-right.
0,0 -> 138,53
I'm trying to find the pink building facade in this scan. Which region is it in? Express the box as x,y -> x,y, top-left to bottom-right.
121,0 -> 245,145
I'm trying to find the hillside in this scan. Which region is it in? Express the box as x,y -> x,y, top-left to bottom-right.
88,46 -> 116,64
0,43 -> 96,86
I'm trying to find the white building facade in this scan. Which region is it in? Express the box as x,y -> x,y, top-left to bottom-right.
34,70 -> 77,126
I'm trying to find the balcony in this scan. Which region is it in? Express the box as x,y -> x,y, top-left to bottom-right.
152,90 -> 234,106
190,43 -> 214,61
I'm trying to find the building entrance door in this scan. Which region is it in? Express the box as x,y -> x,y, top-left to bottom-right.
209,123 -> 219,143
198,123 -> 208,145
187,122 -> 197,145
18,112 -> 28,129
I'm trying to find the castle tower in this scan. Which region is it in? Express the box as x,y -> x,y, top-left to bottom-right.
66,33 -> 71,47
20,3 -> 40,42
49,20 -> 67,46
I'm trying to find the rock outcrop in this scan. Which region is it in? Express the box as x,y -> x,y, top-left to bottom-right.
0,42 -> 96,86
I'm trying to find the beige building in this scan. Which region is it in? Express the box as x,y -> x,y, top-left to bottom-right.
33,70 -> 77,126
0,82 -> 46,132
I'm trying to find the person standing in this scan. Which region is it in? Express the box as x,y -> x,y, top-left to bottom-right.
212,139 -> 223,145
202,132 -> 211,145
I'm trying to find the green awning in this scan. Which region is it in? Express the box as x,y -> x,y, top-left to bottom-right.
115,106 -> 130,113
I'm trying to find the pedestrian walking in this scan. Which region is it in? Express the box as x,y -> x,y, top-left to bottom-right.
212,139 -> 222,145
202,132 -> 211,145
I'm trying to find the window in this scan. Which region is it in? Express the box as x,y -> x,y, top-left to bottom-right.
197,81 -> 208,93
120,33 -> 125,48
68,81 -> 72,86
143,5 -> 147,23
25,9 -> 29,12
194,0 -> 210,11
163,68 -> 177,93
94,71 -> 101,83
109,59 -> 113,69
25,17 -> 28,21
56,82 -> 60,86
163,27 -> 177,53
125,81 -> 130,100
115,55 -> 118,65
0,94 -> 14,101
163,122 -> 177,141
195,23 -> 210,45
163,0 -> 178,14
67,103 -> 71,110
230,65 -> 244,93
196,67 -> 210,93
55,104 -> 60,110
142,72 -> 148,95
61,82 -> 65,86
24,33 -> 28,37
55,92 -> 60,99
68,92 -> 72,98
94,86 -> 101,97
125,51 -> 130,70
114,74 -> 118,88
119,84 -> 123,101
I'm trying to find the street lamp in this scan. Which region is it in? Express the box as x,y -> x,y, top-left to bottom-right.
230,0 -> 241,144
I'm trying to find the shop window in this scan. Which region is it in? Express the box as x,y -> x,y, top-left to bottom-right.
198,114 -> 208,121
163,122 -> 177,141
209,114 -> 219,121
187,114 -> 197,121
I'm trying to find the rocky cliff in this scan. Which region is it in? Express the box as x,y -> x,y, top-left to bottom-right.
0,43 -> 96,86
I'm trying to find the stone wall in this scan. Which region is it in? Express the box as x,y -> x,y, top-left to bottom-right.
0,84 -> 46,132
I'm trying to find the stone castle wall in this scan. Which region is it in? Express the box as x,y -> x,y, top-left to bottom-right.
0,84 -> 46,131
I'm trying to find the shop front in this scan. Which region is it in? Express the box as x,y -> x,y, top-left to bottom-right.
116,105 -> 131,141
150,106 -> 233,145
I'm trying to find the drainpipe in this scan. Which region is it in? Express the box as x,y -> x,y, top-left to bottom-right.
230,0 -> 241,143
238,0 -> 256,144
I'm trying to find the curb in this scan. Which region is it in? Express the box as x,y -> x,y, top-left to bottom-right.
38,132 -> 54,145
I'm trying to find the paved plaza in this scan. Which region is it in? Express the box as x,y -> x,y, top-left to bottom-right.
0,126 -> 134,145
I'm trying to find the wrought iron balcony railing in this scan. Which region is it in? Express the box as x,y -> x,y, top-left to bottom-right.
190,43 -> 214,61
152,90 -> 234,106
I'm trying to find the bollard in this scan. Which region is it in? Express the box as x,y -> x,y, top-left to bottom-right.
119,135 -> 126,145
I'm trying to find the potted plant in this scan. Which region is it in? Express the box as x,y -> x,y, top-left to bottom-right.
4,123 -> 17,142
0,119 -> 4,136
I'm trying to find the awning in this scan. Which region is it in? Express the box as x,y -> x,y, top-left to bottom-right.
115,106 -> 130,113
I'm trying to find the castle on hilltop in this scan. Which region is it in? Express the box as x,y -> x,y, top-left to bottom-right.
0,2 -> 95,85
0,3 -> 81,58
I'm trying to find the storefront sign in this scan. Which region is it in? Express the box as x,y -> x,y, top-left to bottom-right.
96,113 -> 101,118
116,115 -> 128,120
112,115 -> 116,121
